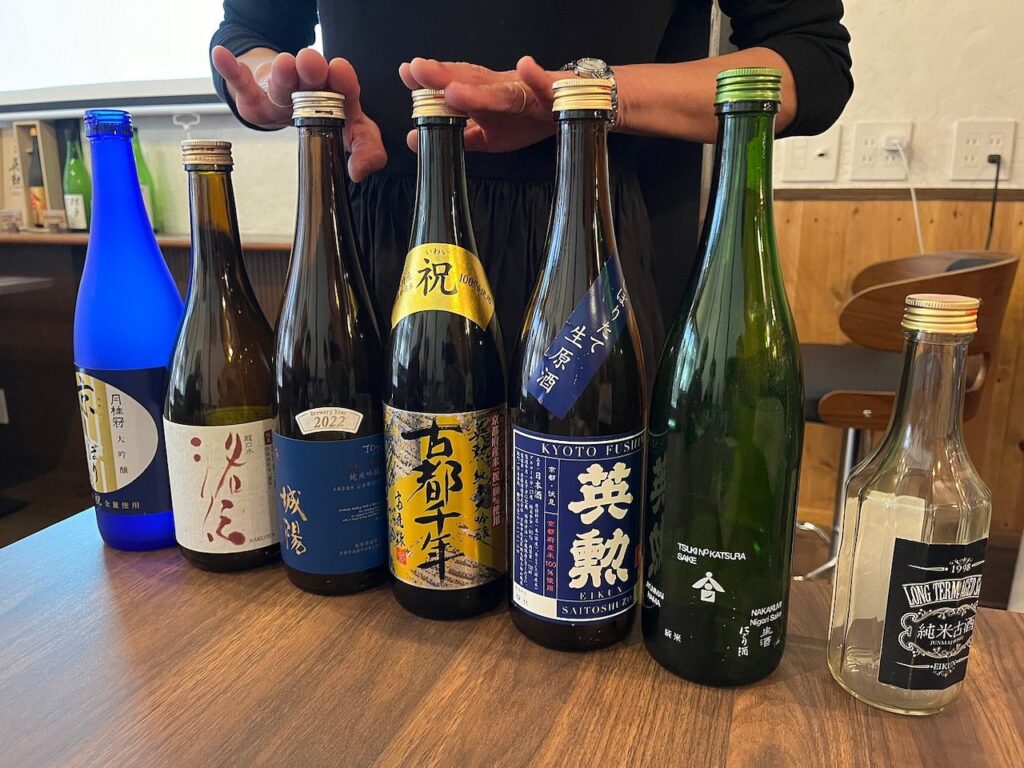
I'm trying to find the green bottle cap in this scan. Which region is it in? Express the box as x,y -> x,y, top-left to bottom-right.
714,67 -> 783,105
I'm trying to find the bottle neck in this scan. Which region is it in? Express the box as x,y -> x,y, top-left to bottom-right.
412,119 -> 475,250
702,105 -> 777,269
88,133 -> 152,247
549,114 -> 615,275
186,167 -> 247,298
66,135 -> 81,161
294,122 -> 354,272
885,331 -> 971,452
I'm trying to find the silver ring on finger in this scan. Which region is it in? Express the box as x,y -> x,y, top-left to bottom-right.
512,82 -> 528,116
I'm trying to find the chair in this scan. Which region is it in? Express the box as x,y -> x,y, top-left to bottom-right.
795,251 -> 1019,580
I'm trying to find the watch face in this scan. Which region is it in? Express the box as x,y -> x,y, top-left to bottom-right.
577,57 -> 608,76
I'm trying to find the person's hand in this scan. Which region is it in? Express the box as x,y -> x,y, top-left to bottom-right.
398,56 -> 563,153
211,45 -> 386,182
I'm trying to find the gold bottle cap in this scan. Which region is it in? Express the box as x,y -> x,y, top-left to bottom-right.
291,91 -> 346,120
180,140 -> 232,167
902,293 -> 980,334
714,67 -> 783,105
551,78 -> 613,111
411,88 -> 465,119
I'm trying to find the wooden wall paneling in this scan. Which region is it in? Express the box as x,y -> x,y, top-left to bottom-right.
776,198 -> 1024,551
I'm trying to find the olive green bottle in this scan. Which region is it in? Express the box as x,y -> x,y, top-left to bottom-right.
164,141 -> 278,572
642,68 -> 804,685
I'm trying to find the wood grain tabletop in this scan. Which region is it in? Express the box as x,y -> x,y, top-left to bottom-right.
2,511 -> 1022,768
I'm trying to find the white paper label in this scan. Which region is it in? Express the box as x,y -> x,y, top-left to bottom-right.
164,418 -> 278,553
295,407 -> 363,435
64,194 -> 87,230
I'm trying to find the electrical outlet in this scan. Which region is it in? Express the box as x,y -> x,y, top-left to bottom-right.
950,120 -> 1015,181
849,122 -> 913,181
781,125 -> 842,182
0,389 -> 8,425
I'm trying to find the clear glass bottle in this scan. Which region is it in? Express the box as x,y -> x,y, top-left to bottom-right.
828,293 -> 990,716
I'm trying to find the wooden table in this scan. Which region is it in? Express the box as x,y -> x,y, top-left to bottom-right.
2,511 -> 1022,767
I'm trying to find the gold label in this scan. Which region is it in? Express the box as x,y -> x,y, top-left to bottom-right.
385,404 -> 506,589
391,243 -> 495,329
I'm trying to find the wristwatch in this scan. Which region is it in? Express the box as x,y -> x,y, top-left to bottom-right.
562,57 -> 618,125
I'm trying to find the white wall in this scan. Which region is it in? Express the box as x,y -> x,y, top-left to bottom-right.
776,0 -> 1024,190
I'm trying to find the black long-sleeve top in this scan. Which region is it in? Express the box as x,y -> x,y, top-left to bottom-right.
210,0 -> 852,358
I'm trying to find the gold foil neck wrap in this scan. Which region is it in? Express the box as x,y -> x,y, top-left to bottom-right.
552,78 -> 613,112
714,67 -> 783,105
902,293 -> 980,334
291,91 -> 346,120
411,88 -> 465,119
180,140 -> 232,167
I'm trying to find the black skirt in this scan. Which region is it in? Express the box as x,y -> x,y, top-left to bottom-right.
349,170 -> 666,390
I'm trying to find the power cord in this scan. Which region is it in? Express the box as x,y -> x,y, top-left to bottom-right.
985,153 -> 1002,250
887,139 -> 925,254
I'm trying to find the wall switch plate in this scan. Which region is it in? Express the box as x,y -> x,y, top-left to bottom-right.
849,122 -> 913,181
0,389 -> 8,425
950,120 -> 1015,181
781,125 -> 842,182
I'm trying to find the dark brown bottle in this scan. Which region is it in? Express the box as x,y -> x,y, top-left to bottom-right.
385,89 -> 507,619
274,92 -> 388,595
164,140 -> 279,572
509,79 -> 646,650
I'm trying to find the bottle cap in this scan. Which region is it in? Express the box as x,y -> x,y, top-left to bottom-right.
411,88 -> 465,119
84,109 -> 133,138
902,293 -> 980,334
291,91 -> 346,120
551,78 -> 613,111
714,67 -> 782,105
181,140 -> 233,168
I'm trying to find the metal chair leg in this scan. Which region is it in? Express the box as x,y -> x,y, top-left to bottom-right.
794,427 -> 864,582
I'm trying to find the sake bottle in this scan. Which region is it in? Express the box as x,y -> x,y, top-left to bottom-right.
133,127 -> 160,232
509,79 -> 645,650
828,294 -> 990,715
164,140 -> 278,572
275,92 -> 388,594
642,68 -> 804,685
63,127 -> 91,231
385,88 -> 507,619
74,109 -> 182,551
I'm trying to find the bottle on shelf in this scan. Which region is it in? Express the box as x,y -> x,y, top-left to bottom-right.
274,92 -> 388,594
73,109 -> 183,551
27,128 -> 45,227
385,88 -> 507,619
132,126 -> 161,232
642,68 -> 804,685
164,140 -> 278,572
509,79 -> 646,651
828,294 -> 990,716
63,126 -> 91,231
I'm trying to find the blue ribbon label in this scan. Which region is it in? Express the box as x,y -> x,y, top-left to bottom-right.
512,426 -> 643,624
526,257 -> 630,419
274,432 -> 387,575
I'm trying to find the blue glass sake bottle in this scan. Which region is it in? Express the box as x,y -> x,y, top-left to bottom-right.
73,109 -> 183,550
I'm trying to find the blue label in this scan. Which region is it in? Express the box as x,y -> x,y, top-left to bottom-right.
274,432 -> 387,575
526,257 -> 630,419
512,426 -> 643,623
76,365 -> 172,515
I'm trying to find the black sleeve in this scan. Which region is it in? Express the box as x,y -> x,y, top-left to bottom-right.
209,0 -> 319,130
719,0 -> 853,137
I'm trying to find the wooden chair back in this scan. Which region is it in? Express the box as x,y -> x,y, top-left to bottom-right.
817,251 -> 1019,431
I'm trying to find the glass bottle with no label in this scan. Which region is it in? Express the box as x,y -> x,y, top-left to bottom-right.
63,126 -> 91,231
642,68 -> 804,686
510,79 -> 645,651
275,92 -> 388,594
828,294 -> 990,716
165,141 -> 279,572
385,89 -> 507,619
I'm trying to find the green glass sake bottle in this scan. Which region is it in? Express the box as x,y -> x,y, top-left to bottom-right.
133,127 -> 160,232
63,128 -> 91,231
385,89 -> 507,620
509,79 -> 645,651
642,68 -> 804,686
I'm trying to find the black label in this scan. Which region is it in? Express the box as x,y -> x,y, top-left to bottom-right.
878,536 -> 987,690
